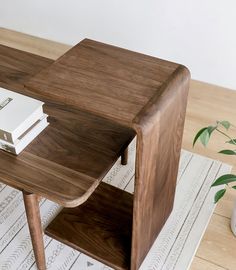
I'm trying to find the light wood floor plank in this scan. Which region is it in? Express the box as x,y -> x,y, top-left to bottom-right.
0,27 -> 69,59
215,188 -> 235,219
190,256 -> 227,270
196,214 -> 236,270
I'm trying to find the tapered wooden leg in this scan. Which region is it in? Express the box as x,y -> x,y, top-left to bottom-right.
23,191 -> 46,270
121,147 -> 129,165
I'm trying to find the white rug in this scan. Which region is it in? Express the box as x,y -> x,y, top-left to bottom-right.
0,138 -> 231,270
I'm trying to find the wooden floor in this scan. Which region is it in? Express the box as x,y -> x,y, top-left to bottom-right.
0,28 -> 236,270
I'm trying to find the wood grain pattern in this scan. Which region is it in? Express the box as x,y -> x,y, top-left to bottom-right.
25,39 -> 189,269
0,44 -> 53,91
23,192 -> 46,270
46,182 -> 133,270
1,29 -> 236,270
184,80 -> 236,221
0,45 -> 135,207
132,66 -> 190,269
196,214 -> 236,269
25,38 -> 179,125
2,29 -> 236,270
0,27 -> 70,60
0,109 -> 134,207
0,38 -> 189,269
5,30 -> 236,270
214,187 -> 235,219
190,257 -> 226,270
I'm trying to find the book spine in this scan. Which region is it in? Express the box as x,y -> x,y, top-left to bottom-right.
13,106 -> 44,142
0,130 -> 13,144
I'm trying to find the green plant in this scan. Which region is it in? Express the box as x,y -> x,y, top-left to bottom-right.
193,120 -> 236,203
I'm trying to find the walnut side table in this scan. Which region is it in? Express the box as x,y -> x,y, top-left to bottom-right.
0,40 -> 190,270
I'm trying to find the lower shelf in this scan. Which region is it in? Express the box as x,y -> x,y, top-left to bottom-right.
45,182 -> 133,270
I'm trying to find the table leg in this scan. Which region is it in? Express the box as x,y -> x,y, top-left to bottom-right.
121,147 -> 129,165
23,191 -> 46,270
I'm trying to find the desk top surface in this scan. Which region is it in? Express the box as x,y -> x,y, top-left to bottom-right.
26,39 -> 179,125
0,40 -> 182,207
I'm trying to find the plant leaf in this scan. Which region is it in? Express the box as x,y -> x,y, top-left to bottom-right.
226,139 -> 236,145
207,125 -> 217,135
218,149 -> 236,155
211,174 -> 236,186
214,189 -> 226,203
193,127 -> 208,147
218,120 -> 231,130
200,129 -> 210,146
232,186 -> 236,190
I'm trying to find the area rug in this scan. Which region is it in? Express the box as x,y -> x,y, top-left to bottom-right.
0,138 -> 231,270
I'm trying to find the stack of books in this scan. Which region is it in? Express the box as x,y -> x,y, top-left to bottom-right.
0,87 -> 49,155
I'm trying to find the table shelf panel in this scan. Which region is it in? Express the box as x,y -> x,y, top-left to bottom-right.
45,182 -> 133,270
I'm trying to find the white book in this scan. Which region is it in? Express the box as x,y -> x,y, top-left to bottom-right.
0,87 -> 44,144
0,114 -> 49,155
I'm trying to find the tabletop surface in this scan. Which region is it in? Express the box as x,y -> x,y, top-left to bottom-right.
26,39 -> 179,125
0,40 -> 181,207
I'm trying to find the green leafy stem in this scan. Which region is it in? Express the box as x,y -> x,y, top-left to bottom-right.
193,120 -> 236,203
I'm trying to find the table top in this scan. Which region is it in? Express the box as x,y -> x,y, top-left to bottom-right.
0,40 -> 182,207
26,39 -> 179,126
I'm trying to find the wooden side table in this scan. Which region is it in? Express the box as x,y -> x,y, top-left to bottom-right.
0,40 -> 190,270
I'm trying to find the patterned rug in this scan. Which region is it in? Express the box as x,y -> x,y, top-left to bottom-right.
0,138 -> 231,270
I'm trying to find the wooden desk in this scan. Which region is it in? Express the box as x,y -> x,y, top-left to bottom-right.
0,40 -> 190,270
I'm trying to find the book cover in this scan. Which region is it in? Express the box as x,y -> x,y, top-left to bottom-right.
0,114 -> 49,155
0,87 -> 44,143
